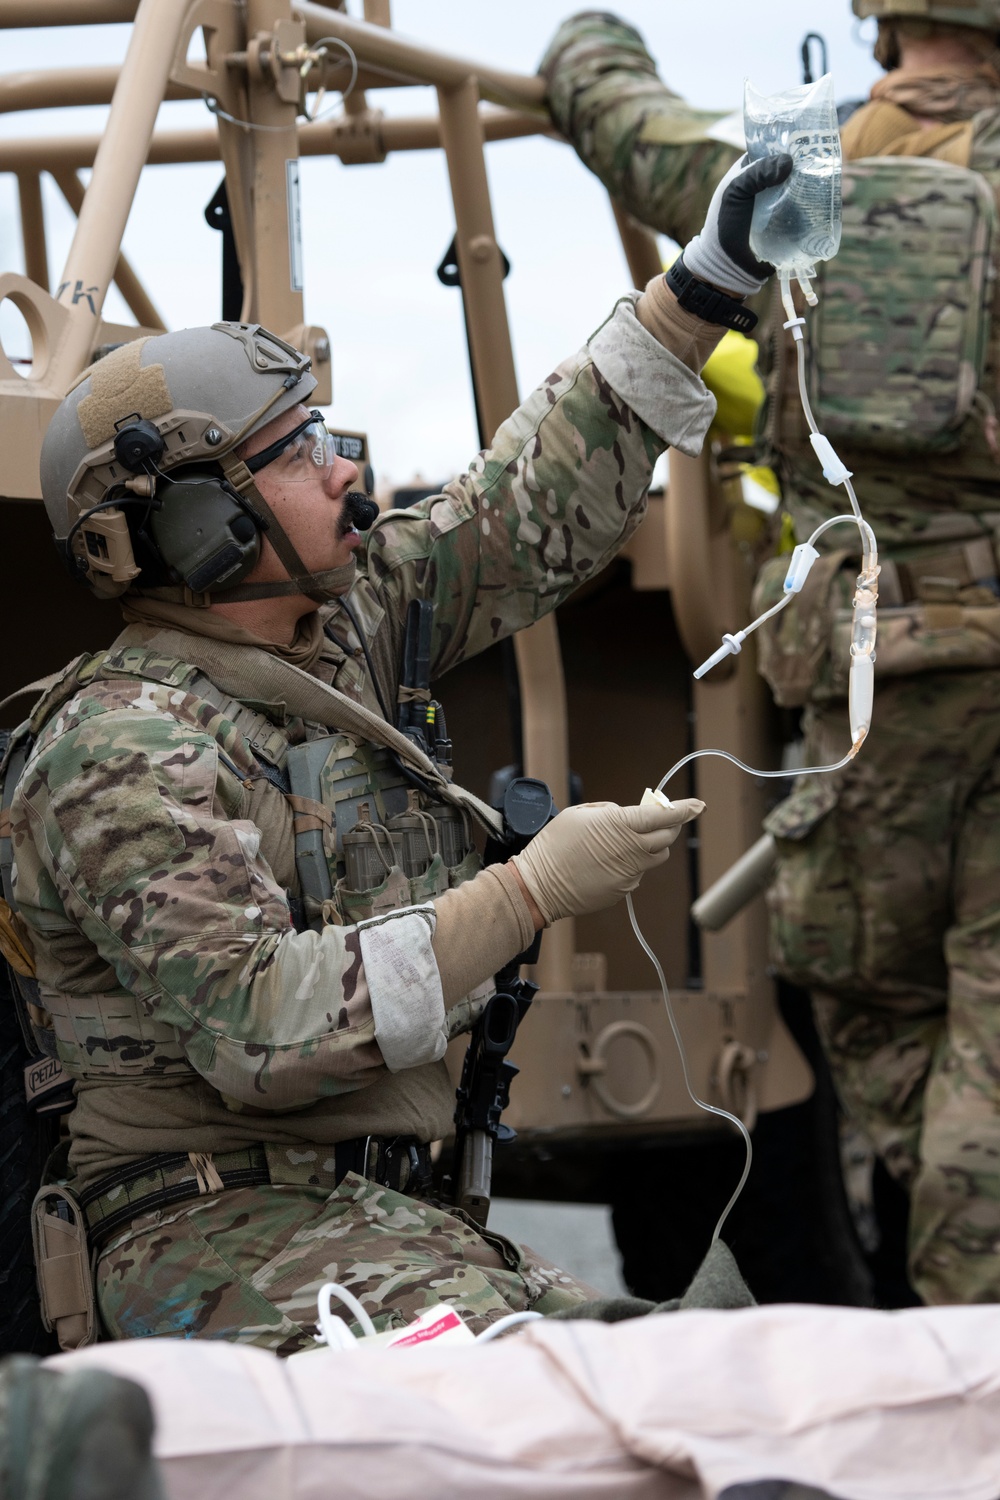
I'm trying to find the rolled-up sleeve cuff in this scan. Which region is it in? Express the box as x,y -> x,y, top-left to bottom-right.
358,904 -> 447,1072
587,295 -> 717,456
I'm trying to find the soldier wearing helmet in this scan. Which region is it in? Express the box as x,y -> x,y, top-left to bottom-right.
542,6 -> 1000,1309
10,164 -> 784,1348
856,0 -> 1000,70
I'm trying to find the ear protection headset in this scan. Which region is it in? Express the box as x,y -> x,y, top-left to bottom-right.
108,415 -> 378,597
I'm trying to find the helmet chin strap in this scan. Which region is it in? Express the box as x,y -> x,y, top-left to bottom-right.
217,559 -> 358,603
216,453 -> 357,604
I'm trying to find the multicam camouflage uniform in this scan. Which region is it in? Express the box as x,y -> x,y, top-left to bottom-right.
542,12 -> 1000,1303
10,295 -> 716,1350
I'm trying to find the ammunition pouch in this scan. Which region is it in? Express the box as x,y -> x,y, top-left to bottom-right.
30,1181 -> 97,1352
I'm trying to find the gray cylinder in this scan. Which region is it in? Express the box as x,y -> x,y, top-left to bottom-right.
691,833 -> 778,932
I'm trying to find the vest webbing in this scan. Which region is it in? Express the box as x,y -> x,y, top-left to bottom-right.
134,627 -> 503,839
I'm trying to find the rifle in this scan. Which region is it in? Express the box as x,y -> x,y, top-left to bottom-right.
450,775 -> 555,1225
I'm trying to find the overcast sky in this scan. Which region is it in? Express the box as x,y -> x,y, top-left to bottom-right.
0,1 -> 881,487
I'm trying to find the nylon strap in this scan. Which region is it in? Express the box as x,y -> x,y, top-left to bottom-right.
217,452 -> 353,605
139,626 -> 503,837
286,793 -> 332,834
0,673 -> 61,721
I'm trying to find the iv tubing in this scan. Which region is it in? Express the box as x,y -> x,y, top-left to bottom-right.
657,742 -> 855,797
781,272 -> 875,575
630,737 -> 856,1245
316,1281 -> 378,1348
634,282 -> 879,1243
627,890 -> 751,1242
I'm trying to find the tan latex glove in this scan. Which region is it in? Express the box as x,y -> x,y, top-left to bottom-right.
510,798 -> 704,926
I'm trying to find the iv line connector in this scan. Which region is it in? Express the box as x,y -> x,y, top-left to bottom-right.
693,631 -> 745,680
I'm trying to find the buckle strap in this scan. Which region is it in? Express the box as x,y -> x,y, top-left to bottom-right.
879,538 -> 999,607
80,1146 -> 270,1247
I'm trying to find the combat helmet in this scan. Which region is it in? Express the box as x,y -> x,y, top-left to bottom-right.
38,322 -> 357,603
852,1 -> 1000,28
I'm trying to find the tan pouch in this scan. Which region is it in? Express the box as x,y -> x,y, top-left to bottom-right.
829,598 -> 1000,690
31,1183 -> 97,1351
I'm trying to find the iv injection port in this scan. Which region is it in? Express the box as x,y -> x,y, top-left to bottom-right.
783,542 -> 820,593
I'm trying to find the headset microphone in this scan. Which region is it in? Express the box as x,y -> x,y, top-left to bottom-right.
346,492 -> 379,531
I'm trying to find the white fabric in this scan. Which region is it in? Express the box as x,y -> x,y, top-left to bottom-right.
50,1303 -> 1000,1500
587,295 -> 717,456
358,905 -> 447,1071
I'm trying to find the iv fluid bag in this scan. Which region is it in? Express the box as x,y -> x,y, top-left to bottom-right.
744,74 -> 842,283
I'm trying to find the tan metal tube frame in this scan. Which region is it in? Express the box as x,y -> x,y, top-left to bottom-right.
295,1 -> 548,109
610,198 -> 736,676
436,76 -> 574,993
51,168 -> 165,330
0,107 -> 550,171
0,67 -> 198,113
53,0 -> 192,376
17,173 -> 48,290
0,1 -> 138,21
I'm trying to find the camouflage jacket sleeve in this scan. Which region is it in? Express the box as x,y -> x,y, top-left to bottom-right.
12,691 -> 452,1112
539,12 -> 739,247
360,293 -> 716,678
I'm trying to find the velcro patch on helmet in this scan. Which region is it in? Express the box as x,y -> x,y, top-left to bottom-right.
77,339 -> 173,451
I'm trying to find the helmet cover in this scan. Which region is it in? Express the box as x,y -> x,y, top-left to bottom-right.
41,323 -> 316,542
852,0 -> 1000,28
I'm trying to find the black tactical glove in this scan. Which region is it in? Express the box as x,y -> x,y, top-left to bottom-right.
684,153 -> 794,296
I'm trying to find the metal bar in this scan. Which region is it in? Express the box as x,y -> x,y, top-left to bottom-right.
665,448 -> 736,676
0,0 -> 138,23
611,197 -> 662,290
240,0 -> 304,333
362,0 -> 390,24
51,168 -> 165,331
53,0 -> 192,380
295,1 -> 548,109
0,106 -> 551,170
16,171 -> 48,290
437,74 -> 574,994
436,83 -> 515,441
0,66 -> 198,114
